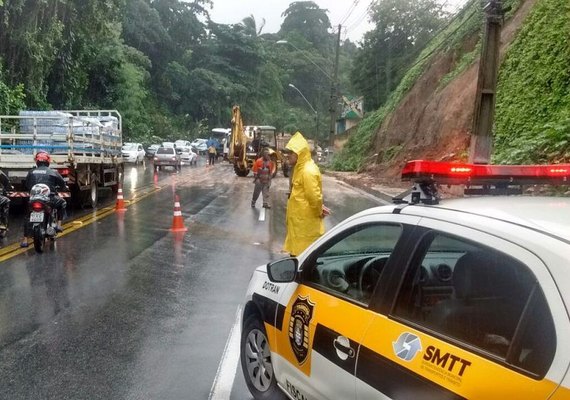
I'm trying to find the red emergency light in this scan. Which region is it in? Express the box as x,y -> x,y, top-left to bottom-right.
402,161 -> 570,185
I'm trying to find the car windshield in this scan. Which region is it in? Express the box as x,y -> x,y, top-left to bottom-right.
122,144 -> 137,151
156,147 -> 174,154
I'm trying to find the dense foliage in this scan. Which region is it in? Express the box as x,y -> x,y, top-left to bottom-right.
0,0 -> 351,144
493,0 -> 570,164
351,0 -> 450,112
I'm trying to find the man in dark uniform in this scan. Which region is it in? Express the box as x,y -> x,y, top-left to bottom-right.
20,151 -> 67,247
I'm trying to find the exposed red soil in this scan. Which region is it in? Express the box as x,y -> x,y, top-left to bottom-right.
357,0 -> 539,187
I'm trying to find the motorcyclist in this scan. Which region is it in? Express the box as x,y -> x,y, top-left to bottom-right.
20,151 -> 67,247
0,169 -> 11,234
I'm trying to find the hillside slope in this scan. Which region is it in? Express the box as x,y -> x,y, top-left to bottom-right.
338,0 -> 569,183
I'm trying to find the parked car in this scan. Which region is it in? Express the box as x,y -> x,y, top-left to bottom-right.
162,141 -> 176,149
146,144 -> 160,158
153,146 -> 181,171
179,147 -> 197,165
190,138 -> 208,154
175,140 -> 191,149
240,160 -> 570,400
122,143 -> 145,164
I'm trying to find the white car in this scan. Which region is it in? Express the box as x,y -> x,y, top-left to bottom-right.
179,147 -> 197,165
175,140 -> 191,149
121,143 -> 145,164
191,138 -> 208,154
240,160 -> 570,400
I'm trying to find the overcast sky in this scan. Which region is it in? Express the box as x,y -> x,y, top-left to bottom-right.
208,0 -> 470,43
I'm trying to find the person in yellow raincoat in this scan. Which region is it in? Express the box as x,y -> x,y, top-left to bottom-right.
283,131 -> 330,256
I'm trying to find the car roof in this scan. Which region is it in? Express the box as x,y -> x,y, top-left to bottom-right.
409,196 -> 570,241
352,196 -> 570,242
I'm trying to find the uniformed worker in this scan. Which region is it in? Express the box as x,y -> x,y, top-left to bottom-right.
283,131 -> 330,256
251,148 -> 275,209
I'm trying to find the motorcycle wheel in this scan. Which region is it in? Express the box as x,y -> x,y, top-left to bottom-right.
33,225 -> 45,253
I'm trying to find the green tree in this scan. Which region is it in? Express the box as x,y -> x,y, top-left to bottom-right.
280,1 -> 332,55
351,0 -> 448,110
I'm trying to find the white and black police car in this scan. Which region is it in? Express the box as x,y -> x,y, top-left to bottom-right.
240,160 -> 570,400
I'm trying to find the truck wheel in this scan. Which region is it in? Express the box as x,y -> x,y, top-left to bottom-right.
88,176 -> 99,208
241,315 -> 286,400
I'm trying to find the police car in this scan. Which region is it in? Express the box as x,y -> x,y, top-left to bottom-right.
240,160 -> 570,400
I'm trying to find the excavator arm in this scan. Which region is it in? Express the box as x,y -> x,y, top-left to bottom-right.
229,105 -> 249,176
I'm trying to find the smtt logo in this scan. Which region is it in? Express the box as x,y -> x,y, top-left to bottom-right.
393,332 -> 422,362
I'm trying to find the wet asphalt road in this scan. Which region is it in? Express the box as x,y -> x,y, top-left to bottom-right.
0,157 -> 386,399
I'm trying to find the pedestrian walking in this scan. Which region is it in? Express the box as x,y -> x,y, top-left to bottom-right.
208,144 -> 217,166
283,131 -> 330,257
251,148 -> 275,209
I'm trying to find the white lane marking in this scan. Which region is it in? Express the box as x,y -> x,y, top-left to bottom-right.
208,306 -> 242,400
259,207 -> 266,222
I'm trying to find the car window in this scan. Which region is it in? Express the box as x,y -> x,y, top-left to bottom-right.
156,147 -> 173,154
303,224 -> 403,306
122,144 -> 137,150
392,232 -> 556,376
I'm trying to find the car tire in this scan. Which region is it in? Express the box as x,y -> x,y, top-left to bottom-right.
241,315 -> 286,400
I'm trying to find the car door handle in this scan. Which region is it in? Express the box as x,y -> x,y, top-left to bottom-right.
333,337 -> 355,359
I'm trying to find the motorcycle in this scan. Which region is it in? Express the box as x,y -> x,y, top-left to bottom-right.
26,183 -> 60,253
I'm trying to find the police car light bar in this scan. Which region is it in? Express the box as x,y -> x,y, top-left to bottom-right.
402,161 -> 570,185
395,161 -> 570,205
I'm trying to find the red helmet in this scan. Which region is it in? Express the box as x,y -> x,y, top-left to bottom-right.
35,151 -> 51,165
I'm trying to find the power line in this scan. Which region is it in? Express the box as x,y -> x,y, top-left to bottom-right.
338,0 -> 360,26
345,0 -> 470,38
344,0 -> 378,34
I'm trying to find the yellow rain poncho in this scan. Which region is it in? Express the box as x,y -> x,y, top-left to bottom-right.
283,132 -> 324,256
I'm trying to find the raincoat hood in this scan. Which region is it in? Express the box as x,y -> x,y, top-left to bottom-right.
286,131 -> 312,165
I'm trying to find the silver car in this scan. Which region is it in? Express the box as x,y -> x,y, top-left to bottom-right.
153,147 -> 181,171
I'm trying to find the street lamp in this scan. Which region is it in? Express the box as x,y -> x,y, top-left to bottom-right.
276,39 -> 338,148
288,83 -> 319,142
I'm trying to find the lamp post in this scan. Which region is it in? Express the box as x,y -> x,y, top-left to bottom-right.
277,34 -> 340,149
288,83 -> 319,142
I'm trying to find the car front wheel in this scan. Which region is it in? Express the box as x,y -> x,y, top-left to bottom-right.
241,315 -> 286,400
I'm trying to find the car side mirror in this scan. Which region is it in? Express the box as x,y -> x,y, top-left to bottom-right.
267,258 -> 297,283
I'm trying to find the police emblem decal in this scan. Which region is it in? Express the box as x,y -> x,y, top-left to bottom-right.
288,296 -> 315,364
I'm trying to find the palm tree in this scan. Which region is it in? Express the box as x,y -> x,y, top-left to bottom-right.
240,14 -> 266,36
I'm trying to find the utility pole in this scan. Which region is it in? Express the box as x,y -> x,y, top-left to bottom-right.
329,24 -> 342,149
469,0 -> 504,164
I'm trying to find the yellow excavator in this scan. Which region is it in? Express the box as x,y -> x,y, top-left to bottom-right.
229,105 -> 290,177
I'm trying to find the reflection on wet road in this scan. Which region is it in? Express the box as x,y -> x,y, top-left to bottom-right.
0,159 -> 386,399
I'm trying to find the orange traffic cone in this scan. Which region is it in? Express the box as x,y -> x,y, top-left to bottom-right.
170,195 -> 187,232
115,183 -> 127,212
